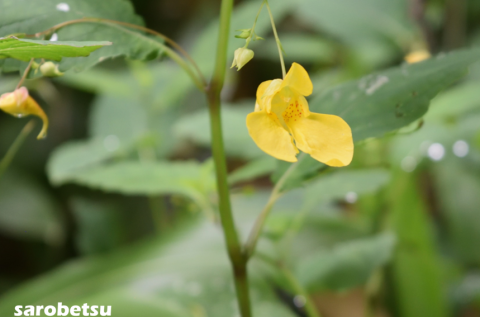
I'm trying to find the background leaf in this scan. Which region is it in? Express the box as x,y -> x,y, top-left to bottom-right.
276,49 -> 480,191
0,0 -> 162,72
0,38 -> 110,62
387,170 -> 448,317
295,233 -> 396,292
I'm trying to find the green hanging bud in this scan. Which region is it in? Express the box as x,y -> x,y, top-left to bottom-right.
30,61 -> 40,70
235,28 -> 252,39
40,62 -> 64,77
231,47 -> 254,71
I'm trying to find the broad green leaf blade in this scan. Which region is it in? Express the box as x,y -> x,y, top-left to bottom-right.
296,0 -> 415,47
432,158 -> 480,265
303,168 -> 391,209
89,95 -> 148,143
255,34 -> 335,64
0,194 -> 297,317
0,38 -> 110,61
276,48 -> 480,190
387,170 -> 448,317
0,170 -> 63,243
49,160 -> 215,206
174,103 -> 263,159
47,139 -> 123,185
426,81 -> 480,120
0,0 -> 162,72
228,156 -> 277,185
313,49 -> 480,142
295,233 -> 396,292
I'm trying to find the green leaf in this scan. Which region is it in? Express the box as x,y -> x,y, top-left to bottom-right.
303,168 -> 391,209
295,233 -> 396,292
89,95 -> 149,143
0,38 -> 110,61
174,103 -> 263,159
296,0 -> 415,47
387,170 -> 448,317
71,197 -> 129,256
0,194 -> 297,317
255,34 -> 335,64
432,158 -> 480,265
49,160 -> 215,208
47,138 -> 124,185
0,0 -> 162,72
0,170 -> 63,244
228,156 -> 277,185
276,48 -> 480,191
426,81 -> 480,120
314,49 -> 480,142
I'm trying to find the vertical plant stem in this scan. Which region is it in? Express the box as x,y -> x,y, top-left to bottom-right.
207,0 -> 251,316
16,59 -> 34,89
0,120 -> 35,180
265,0 -> 286,78
244,1 -> 265,47
281,266 -> 322,317
244,157 -> 300,258
256,253 -> 322,317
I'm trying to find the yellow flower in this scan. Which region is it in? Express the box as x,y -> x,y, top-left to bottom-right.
231,47 -> 254,71
405,49 -> 430,64
0,87 -> 49,139
246,63 -> 353,166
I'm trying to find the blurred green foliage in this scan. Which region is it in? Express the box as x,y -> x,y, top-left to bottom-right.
1,0 -> 480,316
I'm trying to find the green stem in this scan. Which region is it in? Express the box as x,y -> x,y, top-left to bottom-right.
16,59 -> 34,89
244,158 -> 299,258
245,1 -> 265,47
31,18 -> 207,91
256,253 -> 322,317
281,265 -> 321,317
0,120 -> 35,180
208,0 -> 251,316
265,0 -> 286,78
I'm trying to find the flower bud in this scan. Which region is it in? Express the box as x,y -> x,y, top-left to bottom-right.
231,47 -> 254,71
235,29 -> 251,39
405,49 -> 430,64
0,87 -> 49,139
40,62 -> 64,77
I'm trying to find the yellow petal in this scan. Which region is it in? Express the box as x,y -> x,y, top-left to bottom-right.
256,80 -> 272,111
257,79 -> 282,112
26,96 -> 49,139
0,87 -> 49,139
405,49 -> 430,64
288,113 -> 353,166
246,111 -> 298,162
282,63 -> 313,96
269,88 -> 310,130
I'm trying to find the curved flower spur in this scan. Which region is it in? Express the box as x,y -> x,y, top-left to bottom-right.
246,63 -> 354,166
0,87 -> 49,139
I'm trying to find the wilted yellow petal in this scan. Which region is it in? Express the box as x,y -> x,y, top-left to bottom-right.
0,87 -> 49,139
288,113 -> 353,166
282,63 -> 313,96
246,111 -> 298,162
